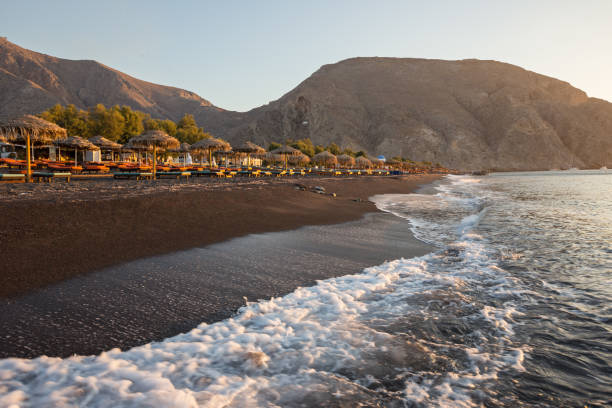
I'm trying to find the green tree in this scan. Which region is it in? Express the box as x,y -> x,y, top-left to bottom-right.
87,104 -> 125,141
342,148 -> 356,157
290,138 -> 315,157
355,150 -> 367,158
327,143 -> 341,155
40,104 -> 89,137
119,106 -> 145,142
174,114 -> 210,144
144,117 -> 178,136
314,145 -> 325,154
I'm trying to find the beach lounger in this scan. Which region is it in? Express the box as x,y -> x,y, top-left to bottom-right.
32,172 -> 71,183
113,172 -> 153,180
156,171 -> 191,179
0,173 -> 25,183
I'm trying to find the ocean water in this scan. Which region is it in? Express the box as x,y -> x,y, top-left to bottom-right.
0,171 -> 610,407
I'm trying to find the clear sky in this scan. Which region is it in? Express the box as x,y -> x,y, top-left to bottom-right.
2,0 -> 611,112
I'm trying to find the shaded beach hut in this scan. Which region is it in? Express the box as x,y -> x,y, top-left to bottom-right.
54,136 -> 100,166
89,135 -> 122,161
336,154 -> 355,168
0,115 -> 67,182
190,138 -> 230,167
312,150 -> 338,168
234,141 -> 265,167
271,145 -> 300,169
355,156 -> 372,169
129,130 -> 180,178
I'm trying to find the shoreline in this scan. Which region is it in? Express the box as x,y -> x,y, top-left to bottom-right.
0,175 -> 441,299
0,175 -> 440,358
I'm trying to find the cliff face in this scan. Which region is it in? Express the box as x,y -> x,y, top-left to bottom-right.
218,58 -> 612,170
2,38 -> 611,170
0,38 -> 218,121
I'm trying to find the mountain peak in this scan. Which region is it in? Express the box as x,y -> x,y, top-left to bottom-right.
0,39 -> 214,120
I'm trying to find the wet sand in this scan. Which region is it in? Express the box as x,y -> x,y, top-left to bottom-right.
0,212 -> 435,358
0,175 -> 440,298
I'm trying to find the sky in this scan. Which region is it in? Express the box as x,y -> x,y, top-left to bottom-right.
2,0 -> 611,112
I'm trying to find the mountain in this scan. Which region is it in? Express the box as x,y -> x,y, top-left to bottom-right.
214,57 -> 612,171
0,37 -> 221,121
1,38 -> 611,170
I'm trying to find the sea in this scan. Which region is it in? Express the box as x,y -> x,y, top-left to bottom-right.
0,171 -> 610,407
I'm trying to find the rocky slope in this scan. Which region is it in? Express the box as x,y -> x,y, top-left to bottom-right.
0,37 -> 221,121
2,38 -> 611,170
218,58 -> 612,170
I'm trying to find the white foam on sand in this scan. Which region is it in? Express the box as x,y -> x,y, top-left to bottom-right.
0,175 -> 528,407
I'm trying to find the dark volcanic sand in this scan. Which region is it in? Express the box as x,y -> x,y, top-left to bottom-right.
0,175 -> 441,358
0,175 -> 440,298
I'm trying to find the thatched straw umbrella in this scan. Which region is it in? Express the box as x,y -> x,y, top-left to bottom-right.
128,130 -> 180,178
355,156 -> 372,169
0,115 -> 67,182
386,159 -> 401,169
271,145 -> 300,169
264,152 -> 284,165
234,141 -> 265,167
312,150 -> 338,168
371,158 -> 384,169
190,137 -> 230,167
213,148 -> 233,167
288,153 -> 311,166
336,154 -> 355,168
55,136 -> 100,166
168,142 -> 191,163
89,135 -> 122,161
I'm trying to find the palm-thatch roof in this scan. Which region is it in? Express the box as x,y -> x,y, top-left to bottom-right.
288,153 -> 311,165
190,137 -> 230,153
264,152 -> 284,162
0,115 -> 67,143
122,140 -> 151,152
89,135 -> 122,150
233,141 -> 265,154
271,145 -> 301,155
54,136 -> 100,150
336,154 -> 355,167
312,150 -> 338,166
169,142 -> 191,153
129,130 -> 180,150
355,156 -> 372,168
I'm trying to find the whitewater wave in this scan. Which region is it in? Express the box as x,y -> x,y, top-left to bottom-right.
0,175 -> 528,407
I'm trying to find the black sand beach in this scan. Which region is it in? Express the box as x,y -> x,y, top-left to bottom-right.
0,211 -> 434,358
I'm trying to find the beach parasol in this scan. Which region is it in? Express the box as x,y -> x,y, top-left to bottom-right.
172,142 -> 191,163
190,138 -> 230,167
128,130 -> 180,177
355,156 -> 372,169
371,158 -> 384,168
0,115 -> 67,182
271,145 -> 300,169
234,141 -> 265,167
54,136 -> 100,166
288,153 -> 311,166
89,135 -> 122,162
336,154 -> 356,168
312,150 -> 338,168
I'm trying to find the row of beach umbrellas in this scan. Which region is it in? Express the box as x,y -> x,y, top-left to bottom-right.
0,114 -> 381,182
